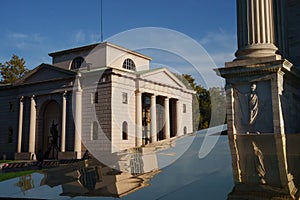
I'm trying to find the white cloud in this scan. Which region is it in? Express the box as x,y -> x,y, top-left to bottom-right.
10,33 -> 28,39
75,30 -> 86,44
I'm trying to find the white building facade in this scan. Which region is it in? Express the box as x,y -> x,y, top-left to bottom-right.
0,42 -> 194,160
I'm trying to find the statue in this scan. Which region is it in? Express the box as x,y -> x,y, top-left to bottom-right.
252,141 -> 266,184
50,120 -> 58,147
249,83 -> 258,125
234,82 -> 260,134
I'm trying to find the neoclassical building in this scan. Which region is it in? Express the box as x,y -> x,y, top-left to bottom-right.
0,42 -> 194,160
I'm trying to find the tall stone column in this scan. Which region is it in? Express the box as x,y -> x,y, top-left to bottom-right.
136,91 -> 142,146
235,0 -> 278,59
28,95 -> 36,156
74,79 -> 82,159
164,97 -> 170,139
17,96 -> 24,153
150,94 -> 157,143
61,91 -> 67,152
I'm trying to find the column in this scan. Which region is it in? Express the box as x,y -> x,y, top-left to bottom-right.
28,95 -> 36,155
235,0 -> 278,59
176,100 -> 182,136
17,96 -> 24,153
164,97 -> 170,139
74,79 -> 82,159
136,91 -> 142,146
61,91 -> 67,152
150,94 -> 157,143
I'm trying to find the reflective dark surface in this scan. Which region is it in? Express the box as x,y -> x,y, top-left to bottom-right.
6,130 -> 300,199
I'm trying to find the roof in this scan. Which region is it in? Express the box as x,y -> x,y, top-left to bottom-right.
49,42 -> 152,61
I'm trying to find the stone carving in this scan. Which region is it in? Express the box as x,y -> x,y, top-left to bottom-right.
249,83 -> 258,125
234,83 -> 259,133
252,141 -> 266,184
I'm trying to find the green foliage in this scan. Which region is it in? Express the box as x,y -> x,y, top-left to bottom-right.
0,170 -> 37,182
0,55 -> 28,84
181,74 -> 226,131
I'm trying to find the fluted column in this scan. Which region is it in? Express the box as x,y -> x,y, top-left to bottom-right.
17,96 -> 24,153
150,94 -> 157,143
136,91 -> 142,146
74,79 -> 82,159
235,0 -> 278,59
61,91 -> 67,152
28,95 -> 36,156
164,97 -> 170,139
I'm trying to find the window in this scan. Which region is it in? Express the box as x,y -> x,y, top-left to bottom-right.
92,121 -> 98,140
122,58 -> 136,71
8,127 -> 13,143
122,121 -> 128,140
183,126 -> 187,135
122,92 -> 128,104
9,102 -> 13,112
94,92 -> 98,104
183,104 -> 186,113
71,57 -> 85,69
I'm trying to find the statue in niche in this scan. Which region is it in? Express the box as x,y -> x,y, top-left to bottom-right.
50,120 -> 59,147
252,141 -> 266,184
234,82 -> 260,134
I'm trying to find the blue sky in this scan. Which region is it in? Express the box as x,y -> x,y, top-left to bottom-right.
0,0 -> 237,86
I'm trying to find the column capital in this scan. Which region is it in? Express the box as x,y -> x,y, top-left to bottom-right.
62,90 -> 67,97
19,96 -> 24,102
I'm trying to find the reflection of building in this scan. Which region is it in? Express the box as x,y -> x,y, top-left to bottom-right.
228,134 -> 300,199
0,42 -> 194,160
40,158 -> 160,198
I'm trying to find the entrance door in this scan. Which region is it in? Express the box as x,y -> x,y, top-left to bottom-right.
43,101 -> 61,159
142,94 -> 151,145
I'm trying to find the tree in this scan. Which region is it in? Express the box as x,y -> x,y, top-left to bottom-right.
181,74 -> 226,131
0,55 -> 28,84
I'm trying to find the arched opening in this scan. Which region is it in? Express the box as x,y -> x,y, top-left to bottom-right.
184,126 -> 187,135
71,57 -> 85,69
122,121 -> 128,140
42,101 -> 61,159
122,58 -> 136,71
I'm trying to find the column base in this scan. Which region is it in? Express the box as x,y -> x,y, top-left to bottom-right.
235,44 -> 279,60
14,152 -> 35,160
58,152 -> 77,160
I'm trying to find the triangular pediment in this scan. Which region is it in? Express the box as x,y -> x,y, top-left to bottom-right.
14,63 -> 76,86
140,68 -> 186,88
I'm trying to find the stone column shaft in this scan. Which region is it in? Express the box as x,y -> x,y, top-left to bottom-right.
74,80 -> 82,159
164,97 -> 170,139
28,95 -> 36,155
61,91 -> 67,152
136,91 -> 142,146
236,0 -> 278,59
17,96 -> 24,153
150,95 -> 157,143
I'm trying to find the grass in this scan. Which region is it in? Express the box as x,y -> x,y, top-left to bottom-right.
0,160 -> 13,164
0,170 -> 38,182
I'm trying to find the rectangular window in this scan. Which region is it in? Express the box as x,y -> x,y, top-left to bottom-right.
8,127 -> 13,143
9,102 -> 13,112
183,104 -> 186,113
122,92 -> 128,104
94,92 -> 99,104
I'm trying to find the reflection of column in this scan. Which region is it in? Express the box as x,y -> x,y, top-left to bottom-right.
176,100 -> 182,136
136,91 -> 142,146
61,91 -> 67,152
17,96 -> 24,153
164,97 -> 170,139
74,79 -> 82,159
150,94 -> 157,143
235,0 -> 278,59
28,95 -> 36,155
